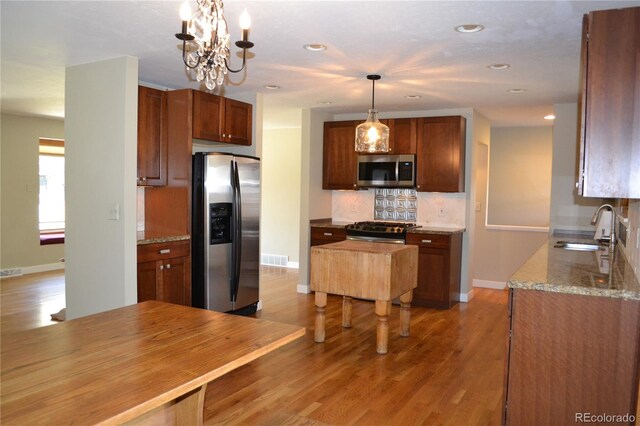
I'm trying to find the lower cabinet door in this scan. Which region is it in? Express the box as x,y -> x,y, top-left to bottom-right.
414,246 -> 450,307
161,256 -> 189,305
137,260 -> 160,302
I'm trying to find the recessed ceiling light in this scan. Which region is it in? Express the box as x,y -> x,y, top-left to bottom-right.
318,101 -> 333,105
544,114 -> 556,120
455,24 -> 484,33
264,85 -> 280,90
488,63 -> 510,70
303,44 -> 327,51
405,95 -> 422,99
507,88 -> 526,93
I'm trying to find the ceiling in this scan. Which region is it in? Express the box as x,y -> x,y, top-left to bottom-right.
2,0 -> 639,128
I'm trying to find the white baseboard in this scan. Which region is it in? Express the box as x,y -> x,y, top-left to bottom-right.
458,289 -> 474,303
0,262 -> 64,279
257,300 -> 263,311
297,284 -> 311,294
286,261 -> 299,269
473,279 -> 507,290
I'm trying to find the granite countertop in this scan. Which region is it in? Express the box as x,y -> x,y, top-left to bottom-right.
310,219 -> 465,235
508,238 -> 640,300
137,232 -> 190,245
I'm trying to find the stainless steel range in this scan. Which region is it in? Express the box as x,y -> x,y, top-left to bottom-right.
345,221 -> 420,244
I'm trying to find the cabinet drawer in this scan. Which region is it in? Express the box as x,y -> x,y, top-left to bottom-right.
406,233 -> 450,248
137,240 -> 190,263
310,227 -> 346,245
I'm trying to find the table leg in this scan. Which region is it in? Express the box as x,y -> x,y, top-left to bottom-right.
375,300 -> 391,354
314,292 -> 327,343
342,296 -> 353,328
399,290 -> 413,337
176,383 -> 207,425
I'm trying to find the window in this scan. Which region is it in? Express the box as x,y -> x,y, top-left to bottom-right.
39,138 -> 65,245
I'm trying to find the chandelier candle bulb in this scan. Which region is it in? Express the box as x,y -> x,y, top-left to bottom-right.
239,9 -> 250,41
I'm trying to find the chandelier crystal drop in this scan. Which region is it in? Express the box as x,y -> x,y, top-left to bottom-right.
355,75 -> 390,153
175,0 -> 254,91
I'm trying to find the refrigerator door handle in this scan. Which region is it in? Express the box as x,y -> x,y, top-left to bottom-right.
229,160 -> 238,305
232,160 -> 243,305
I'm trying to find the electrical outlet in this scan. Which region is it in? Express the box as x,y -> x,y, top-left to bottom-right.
438,208 -> 446,217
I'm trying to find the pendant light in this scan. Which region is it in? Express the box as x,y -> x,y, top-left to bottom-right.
355,74 -> 390,153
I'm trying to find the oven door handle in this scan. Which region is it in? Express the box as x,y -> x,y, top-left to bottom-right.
346,235 -> 405,244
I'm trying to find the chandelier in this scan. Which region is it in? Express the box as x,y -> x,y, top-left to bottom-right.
355,75 -> 389,153
175,0 -> 254,91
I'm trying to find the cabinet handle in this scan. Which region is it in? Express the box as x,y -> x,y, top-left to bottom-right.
159,249 -> 170,254
422,239 -> 432,244
417,185 -> 421,189
166,264 -> 171,269
222,133 -> 226,138
159,265 -> 164,270
353,184 -> 357,187
141,177 -> 147,182
324,232 -> 333,236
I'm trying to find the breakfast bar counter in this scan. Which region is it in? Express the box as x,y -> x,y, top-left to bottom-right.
0,301 -> 305,425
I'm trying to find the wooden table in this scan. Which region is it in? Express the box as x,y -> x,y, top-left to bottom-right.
0,301 -> 305,425
310,240 -> 418,354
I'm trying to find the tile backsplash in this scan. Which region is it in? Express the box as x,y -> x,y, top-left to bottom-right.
374,189 -> 417,221
332,189 -> 466,227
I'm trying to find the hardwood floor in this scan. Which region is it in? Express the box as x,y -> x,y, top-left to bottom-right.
0,267 -> 508,425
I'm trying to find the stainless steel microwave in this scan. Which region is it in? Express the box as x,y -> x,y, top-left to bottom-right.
357,154 -> 416,188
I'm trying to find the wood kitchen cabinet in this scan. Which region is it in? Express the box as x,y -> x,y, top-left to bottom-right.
192,90 -> 252,146
416,116 -> 466,192
388,118 -> 417,154
405,232 -> 462,309
137,86 -> 167,186
310,226 -> 347,246
137,240 -> 191,306
578,7 -> 640,198
323,121 -> 359,190
503,289 -> 640,424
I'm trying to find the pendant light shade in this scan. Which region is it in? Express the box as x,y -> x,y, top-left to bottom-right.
355,75 -> 389,153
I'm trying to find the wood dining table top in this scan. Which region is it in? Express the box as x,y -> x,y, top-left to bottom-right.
0,300 -> 305,425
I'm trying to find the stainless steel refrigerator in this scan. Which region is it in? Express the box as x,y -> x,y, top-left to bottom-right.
192,152 -> 260,314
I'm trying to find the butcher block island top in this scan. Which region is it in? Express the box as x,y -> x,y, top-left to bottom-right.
0,301 -> 305,425
310,240 -> 418,300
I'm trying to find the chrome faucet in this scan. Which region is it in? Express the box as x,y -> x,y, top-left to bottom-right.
590,204 -> 616,246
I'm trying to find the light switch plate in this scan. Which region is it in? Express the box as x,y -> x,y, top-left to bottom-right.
108,203 -> 120,220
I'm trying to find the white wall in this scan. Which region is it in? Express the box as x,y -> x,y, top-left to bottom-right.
472,125 -> 552,287
64,57 -> 138,319
298,108 -> 333,293
1,113 -> 65,271
550,103 -> 602,233
487,126 -> 553,228
262,126 -> 302,264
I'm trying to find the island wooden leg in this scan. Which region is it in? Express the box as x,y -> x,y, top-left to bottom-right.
342,296 -> 353,328
399,290 -> 413,337
314,292 -> 327,343
375,300 -> 391,354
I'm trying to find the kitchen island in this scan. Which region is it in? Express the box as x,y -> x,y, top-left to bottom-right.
503,238 -> 640,425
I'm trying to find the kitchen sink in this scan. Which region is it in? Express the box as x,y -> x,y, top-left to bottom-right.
554,241 -> 603,251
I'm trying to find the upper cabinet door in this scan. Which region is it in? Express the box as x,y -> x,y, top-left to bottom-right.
416,116 -> 466,192
323,121 -> 359,190
224,98 -> 252,146
389,118 -> 417,155
192,90 -> 224,141
137,86 -> 167,186
578,7 -> 640,198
